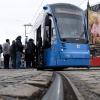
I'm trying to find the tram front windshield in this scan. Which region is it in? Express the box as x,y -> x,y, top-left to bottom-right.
52,6 -> 87,43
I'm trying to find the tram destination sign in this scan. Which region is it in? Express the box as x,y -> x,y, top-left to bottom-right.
54,7 -> 81,15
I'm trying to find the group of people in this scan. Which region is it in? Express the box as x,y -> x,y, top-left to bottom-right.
0,36 -> 36,69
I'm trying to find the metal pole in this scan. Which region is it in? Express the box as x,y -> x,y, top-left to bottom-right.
24,25 -> 27,45
24,24 -> 33,45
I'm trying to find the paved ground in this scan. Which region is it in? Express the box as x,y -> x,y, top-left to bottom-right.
62,68 -> 100,100
0,69 -> 53,100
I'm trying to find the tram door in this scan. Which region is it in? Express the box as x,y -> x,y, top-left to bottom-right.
36,25 -> 42,67
44,14 -> 52,48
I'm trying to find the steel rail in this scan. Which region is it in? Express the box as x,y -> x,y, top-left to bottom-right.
42,72 -> 64,100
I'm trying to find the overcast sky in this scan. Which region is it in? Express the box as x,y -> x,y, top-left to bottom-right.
0,0 -> 99,44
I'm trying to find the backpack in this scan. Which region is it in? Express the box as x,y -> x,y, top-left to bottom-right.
25,42 -> 35,54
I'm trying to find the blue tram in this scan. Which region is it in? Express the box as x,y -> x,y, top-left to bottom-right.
34,3 -> 90,69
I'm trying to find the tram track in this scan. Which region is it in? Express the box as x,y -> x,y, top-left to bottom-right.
42,72 -> 84,100
41,68 -> 100,100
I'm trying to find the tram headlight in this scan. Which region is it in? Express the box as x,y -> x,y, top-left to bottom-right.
61,48 -> 63,51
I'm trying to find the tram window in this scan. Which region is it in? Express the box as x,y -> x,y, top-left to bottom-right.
45,15 -> 50,26
36,25 -> 42,47
37,25 -> 41,39
37,26 -> 41,34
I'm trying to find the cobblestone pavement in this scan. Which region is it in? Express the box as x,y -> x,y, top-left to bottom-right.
0,69 -> 53,100
62,68 -> 100,100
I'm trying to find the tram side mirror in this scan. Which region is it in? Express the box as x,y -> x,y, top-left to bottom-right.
43,6 -> 48,10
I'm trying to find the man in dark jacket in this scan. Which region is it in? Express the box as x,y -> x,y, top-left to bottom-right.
25,39 -> 36,68
15,36 -> 23,69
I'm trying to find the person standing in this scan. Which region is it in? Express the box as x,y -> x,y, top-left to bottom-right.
15,36 -> 23,69
10,40 -> 16,69
25,39 -> 36,68
3,39 -> 10,69
0,44 -> 2,68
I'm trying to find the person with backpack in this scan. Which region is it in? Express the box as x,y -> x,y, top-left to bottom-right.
15,36 -> 23,69
0,44 -> 2,68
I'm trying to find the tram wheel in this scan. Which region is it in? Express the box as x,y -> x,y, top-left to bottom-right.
53,68 -> 64,71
